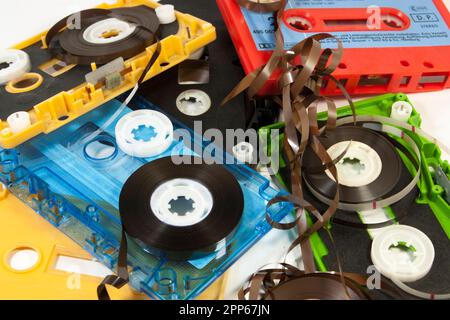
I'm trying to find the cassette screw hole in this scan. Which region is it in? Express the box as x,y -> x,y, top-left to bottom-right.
287,16 -> 312,31
389,242 -> 417,262
424,62 -> 434,69
7,248 -> 40,272
168,196 -> 195,216
132,125 -> 157,142
338,63 -> 347,69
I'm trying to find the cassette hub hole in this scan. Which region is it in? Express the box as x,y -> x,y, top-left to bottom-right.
151,179 -> 214,227
83,18 -> 136,44
168,196 -> 195,217
326,141 -> 382,187
7,248 -> 39,271
389,242 -> 417,263
341,157 -> 366,175
100,29 -> 121,39
132,125 -> 157,142
382,15 -> 404,29
287,16 -> 312,31
180,96 -> 201,107
0,61 -> 11,71
176,90 -> 212,116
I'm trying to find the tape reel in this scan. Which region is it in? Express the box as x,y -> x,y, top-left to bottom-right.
119,157 -> 244,260
303,126 -> 402,205
47,6 -> 160,65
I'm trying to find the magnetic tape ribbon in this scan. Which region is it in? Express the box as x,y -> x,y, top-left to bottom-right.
236,0 -> 284,13
90,19 -> 164,301
97,158 -> 244,300
239,263 -> 404,300
44,6 -> 160,65
73,17 -> 163,148
222,0 -> 355,277
226,0 -> 450,300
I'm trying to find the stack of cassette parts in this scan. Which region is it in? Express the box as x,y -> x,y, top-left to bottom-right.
0,0 -> 293,300
0,0 -> 216,149
1,0 -> 450,302
0,97 -> 292,300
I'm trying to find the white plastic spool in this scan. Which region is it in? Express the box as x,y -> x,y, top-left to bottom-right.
325,141 -> 382,187
383,101 -> 413,137
7,112 -> 32,134
115,110 -> 173,158
0,49 -> 31,85
233,142 -> 255,164
83,18 -> 136,44
176,90 -> 212,117
155,5 -> 176,25
150,179 -> 214,227
371,225 -> 435,283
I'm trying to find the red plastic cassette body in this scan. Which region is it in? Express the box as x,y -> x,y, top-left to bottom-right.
217,0 -> 450,96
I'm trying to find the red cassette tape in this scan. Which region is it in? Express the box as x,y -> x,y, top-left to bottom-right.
217,0 -> 450,96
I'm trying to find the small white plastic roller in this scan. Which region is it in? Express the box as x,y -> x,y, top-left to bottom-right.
155,4 -> 177,25
7,111 -> 32,134
384,100 -> 414,137
391,101 -> 413,123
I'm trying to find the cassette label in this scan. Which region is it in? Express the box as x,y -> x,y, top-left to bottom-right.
241,0 -> 450,50
217,0 -> 450,95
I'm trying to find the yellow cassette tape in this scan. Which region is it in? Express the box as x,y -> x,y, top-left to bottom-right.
0,185 -> 226,300
0,0 -> 216,149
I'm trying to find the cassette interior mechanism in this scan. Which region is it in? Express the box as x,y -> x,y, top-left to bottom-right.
301,123 -> 450,298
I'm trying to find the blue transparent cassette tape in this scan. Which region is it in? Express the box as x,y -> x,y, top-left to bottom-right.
0,96 -> 291,300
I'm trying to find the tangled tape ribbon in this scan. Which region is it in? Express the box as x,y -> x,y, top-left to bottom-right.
223,0 -> 450,300
222,0 -> 356,279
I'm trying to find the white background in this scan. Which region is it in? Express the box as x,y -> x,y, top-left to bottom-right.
0,0 -> 449,300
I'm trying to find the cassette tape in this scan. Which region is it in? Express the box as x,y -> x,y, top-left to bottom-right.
259,93 -> 450,298
0,97 -> 291,300
0,185 -> 227,300
0,0 -> 216,150
0,189 -> 144,300
217,0 -> 450,96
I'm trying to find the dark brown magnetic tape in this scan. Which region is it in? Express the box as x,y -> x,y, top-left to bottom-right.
93,12 -> 163,300
45,6 -> 160,66
236,0 -> 284,13
238,264 -> 404,300
222,0 -> 356,278
224,0 -> 443,301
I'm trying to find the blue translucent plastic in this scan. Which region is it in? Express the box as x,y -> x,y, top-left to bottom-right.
0,97 -> 292,300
